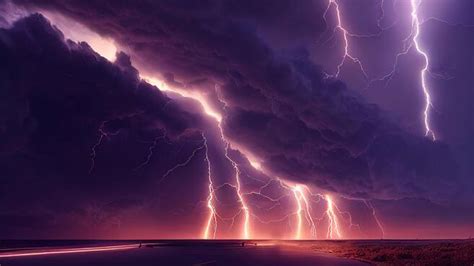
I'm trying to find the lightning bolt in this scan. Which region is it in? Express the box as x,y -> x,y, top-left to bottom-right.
322,0 -> 437,140
143,76 -> 252,239
224,143 -> 251,239
247,179 -> 357,240
322,0 -> 370,79
39,13 -> 387,240
291,187 -> 304,240
410,0 -> 436,140
292,185 -> 317,239
202,133 -> 218,239
364,0 -> 437,140
159,141 -> 206,183
364,200 -> 385,239
134,131 -> 167,170
325,194 -> 342,239
88,120 -> 120,174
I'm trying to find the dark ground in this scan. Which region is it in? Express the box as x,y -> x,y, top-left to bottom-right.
0,240 -> 364,266
308,239 -> 474,265
0,240 -> 473,265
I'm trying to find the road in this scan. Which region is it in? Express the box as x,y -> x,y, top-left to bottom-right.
0,241 -> 366,265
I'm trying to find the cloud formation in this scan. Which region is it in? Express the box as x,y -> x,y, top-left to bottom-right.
0,14 -> 216,238
12,0 -> 459,201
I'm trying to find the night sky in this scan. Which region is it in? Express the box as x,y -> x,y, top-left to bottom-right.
0,0 -> 473,239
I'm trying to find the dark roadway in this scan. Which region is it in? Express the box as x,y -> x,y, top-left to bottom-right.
0,241 -> 366,266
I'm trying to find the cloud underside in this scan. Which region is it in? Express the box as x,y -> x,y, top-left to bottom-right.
1,1 -> 457,205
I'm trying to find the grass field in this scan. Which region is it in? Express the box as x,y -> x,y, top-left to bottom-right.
309,239 -> 474,265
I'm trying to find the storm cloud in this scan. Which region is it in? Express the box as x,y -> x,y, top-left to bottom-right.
0,14 -> 216,238
10,0 -> 459,201
1,0 -> 472,239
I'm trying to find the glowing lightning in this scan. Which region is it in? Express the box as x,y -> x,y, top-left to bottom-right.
365,0 -> 436,140
225,143 -> 251,239
292,187 -> 304,240
299,186 -> 317,238
410,0 -> 436,140
135,132 -> 167,170
325,194 -> 342,239
159,142 -> 206,183
292,185 -> 317,239
89,120 -> 120,174
323,0 -> 436,140
36,13 -> 384,239
323,0 -> 369,79
202,133 -> 218,239
144,76 -> 251,239
365,200 -> 385,239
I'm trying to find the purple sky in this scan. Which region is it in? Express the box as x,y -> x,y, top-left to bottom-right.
0,0 -> 472,239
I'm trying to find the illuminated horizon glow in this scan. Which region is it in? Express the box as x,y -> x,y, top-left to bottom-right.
410,0 -> 436,141
0,244 -> 138,258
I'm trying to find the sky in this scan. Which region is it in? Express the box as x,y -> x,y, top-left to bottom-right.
0,0 -> 472,239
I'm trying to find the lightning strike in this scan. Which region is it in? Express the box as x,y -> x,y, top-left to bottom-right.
224,144 -> 251,239
143,76 -> 252,239
292,188 -> 304,240
365,200 -> 385,238
325,194 -> 342,239
376,0 -> 399,31
37,13 -> 384,240
323,0 -> 370,79
202,133 -> 218,239
299,186 -> 318,238
292,185 -> 318,239
135,132 -> 167,170
143,77 -> 222,123
410,0 -> 436,140
274,182 -> 320,240
321,0 -> 437,141
159,142 -> 206,183
365,0 -> 437,140
89,121 -> 120,174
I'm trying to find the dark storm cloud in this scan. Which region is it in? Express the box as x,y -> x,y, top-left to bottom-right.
0,14 -> 215,237
12,0 -> 459,201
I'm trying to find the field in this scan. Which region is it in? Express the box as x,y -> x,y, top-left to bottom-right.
309,239 -> 474,265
